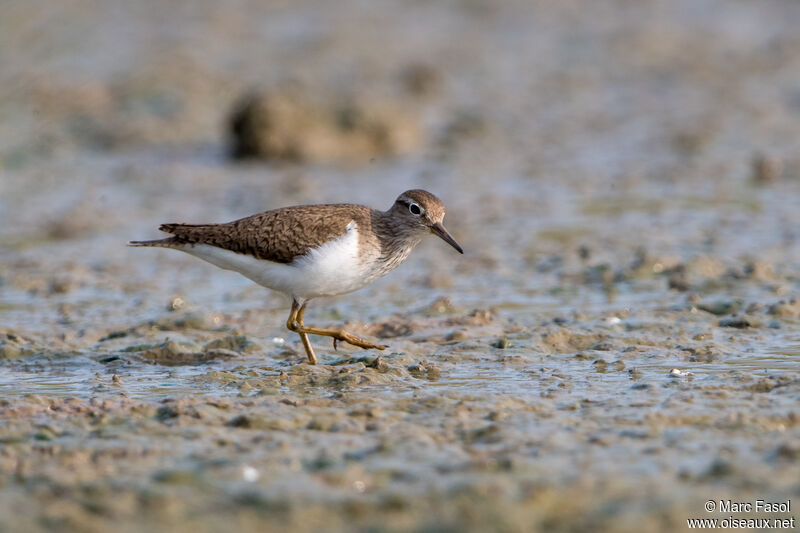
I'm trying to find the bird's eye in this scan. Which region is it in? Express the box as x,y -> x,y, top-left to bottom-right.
409,203 -> 422,216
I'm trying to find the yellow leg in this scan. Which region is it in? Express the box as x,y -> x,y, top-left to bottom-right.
286,301 -> 317,364
298,331 -> 316,364
294,303 -> 317,364
286,300 -> 387,364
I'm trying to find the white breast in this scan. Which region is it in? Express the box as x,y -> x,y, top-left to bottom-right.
175,221 -> 377,301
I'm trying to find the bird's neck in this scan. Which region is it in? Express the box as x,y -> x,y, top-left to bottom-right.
374,209 -> 423,261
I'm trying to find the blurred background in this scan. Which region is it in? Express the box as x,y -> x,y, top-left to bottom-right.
1,0 -> 800,531
3,0 -> 800,255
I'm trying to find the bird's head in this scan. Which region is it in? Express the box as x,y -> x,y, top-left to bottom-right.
390,189 -> 463,254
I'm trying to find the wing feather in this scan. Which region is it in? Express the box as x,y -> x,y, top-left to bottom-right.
158,204 -> 371,264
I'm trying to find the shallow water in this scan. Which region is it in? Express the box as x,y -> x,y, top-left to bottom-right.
2,0 -> 800,531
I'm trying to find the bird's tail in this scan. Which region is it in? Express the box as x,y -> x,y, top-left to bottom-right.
158,223 -> 212,234
127,237 -> 184,248
130,223 -> 218,248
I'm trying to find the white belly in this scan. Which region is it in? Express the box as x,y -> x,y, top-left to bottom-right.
175,221 -> 378,301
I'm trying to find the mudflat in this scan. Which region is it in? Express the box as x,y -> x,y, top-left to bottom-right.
1,1 -> 799,531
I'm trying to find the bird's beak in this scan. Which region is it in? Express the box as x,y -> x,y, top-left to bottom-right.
431,222 -> 464,254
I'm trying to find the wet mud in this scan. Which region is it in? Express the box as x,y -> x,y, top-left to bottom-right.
1,0 -> 800,531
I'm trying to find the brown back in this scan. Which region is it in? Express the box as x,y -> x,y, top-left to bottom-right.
160,204 -> 375,264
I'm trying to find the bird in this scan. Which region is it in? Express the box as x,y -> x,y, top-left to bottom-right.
129,189 -> 463,364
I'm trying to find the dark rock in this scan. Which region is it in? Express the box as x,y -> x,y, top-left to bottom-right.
698,299 -> 743,316
491,337 -> 510,349
228,86 -> 420,164
399,63 -> 441,98
718,316 -> 752,329
228,414 -> 253,428
752,152 -> 781,185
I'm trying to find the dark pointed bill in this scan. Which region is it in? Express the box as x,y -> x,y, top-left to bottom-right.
431,222 -> 464,254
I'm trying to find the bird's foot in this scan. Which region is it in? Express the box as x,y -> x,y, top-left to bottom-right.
331,331 -> 388,351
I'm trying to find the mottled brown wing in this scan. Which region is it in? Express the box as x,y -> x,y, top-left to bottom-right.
158,204 -> 368,264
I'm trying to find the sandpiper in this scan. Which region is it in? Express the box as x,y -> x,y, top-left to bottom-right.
129,189 -> 463,364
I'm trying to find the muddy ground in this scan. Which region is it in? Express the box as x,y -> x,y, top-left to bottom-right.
1,0 -> 800,531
